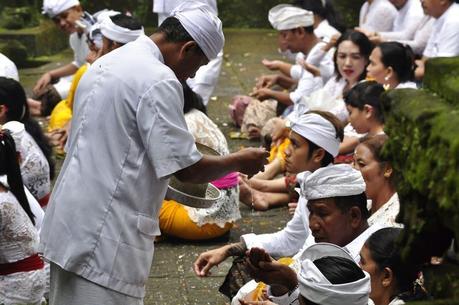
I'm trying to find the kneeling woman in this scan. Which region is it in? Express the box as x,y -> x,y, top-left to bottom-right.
159,85 -> 240,240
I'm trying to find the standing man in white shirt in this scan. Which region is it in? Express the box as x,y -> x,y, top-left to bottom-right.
415,0 -> 459,79
359,0 -> 398,32
40,4 -> 268,305
153,0 -> 222,106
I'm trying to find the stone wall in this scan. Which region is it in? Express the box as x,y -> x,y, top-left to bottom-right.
382,57 -> 459,301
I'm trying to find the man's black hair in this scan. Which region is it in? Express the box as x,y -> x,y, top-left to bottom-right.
110,14 -> 142,31
155,17 -> 194,43
335,193 -> 370,220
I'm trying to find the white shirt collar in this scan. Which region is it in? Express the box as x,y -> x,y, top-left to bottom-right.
344,223 -> 384,262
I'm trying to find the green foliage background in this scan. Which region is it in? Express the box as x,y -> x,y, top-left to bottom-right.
0,0 -> 364,28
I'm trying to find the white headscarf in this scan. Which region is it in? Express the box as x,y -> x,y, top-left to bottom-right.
303,164 -> 366,200
268,4 -> 314,31
42,0 -> 80,18
87,10 -> 120,49
170,1 -> 224,60
100,14 -> 144,44
289,108 -> 341,157
298,243 -> 371,305
2,121 -> 25,151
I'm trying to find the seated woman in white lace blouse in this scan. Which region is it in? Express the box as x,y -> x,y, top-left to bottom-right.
158,84 -> 241,241
367,42 -> 417,90
353,134 -> 402,228
0,130 -> 47,305
0,77 -> 53,208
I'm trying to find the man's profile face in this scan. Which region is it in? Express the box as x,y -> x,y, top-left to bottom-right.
176,45 -> 209,81
52,6 -> 83,34
279,29 -> 303,53
307,198 -> 354,246
421,0 -> 447,18
284,131 -> 315,174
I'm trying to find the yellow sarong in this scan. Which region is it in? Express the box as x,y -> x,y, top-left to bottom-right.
159,200 -> 233,240
268,138 -> 291,167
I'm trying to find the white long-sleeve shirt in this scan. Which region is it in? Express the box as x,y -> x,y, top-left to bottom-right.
359,0 -> 397,32
288,42 -> 334,104
241,172 -> 313,257
424,3 -> 459,58
242,196 -> 312,257
394,16 -> 434,56
380,0 -> 424,41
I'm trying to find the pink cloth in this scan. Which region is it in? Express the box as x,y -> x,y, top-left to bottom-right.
211,172 -> 239,189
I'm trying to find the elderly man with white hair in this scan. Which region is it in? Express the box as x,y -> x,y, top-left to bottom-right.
39,3 -> 268,305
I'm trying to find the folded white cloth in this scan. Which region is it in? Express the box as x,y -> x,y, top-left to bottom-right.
269,4 -> 314,30
303,164 -> 366,200
100,15 -> 144,44
42,0 -> 80,17
171,1 -> 224,60
289,110 -> 341,157
298,243 -> 371,305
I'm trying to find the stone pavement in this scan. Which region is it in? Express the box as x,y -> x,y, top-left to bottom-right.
145,29 -> 292,305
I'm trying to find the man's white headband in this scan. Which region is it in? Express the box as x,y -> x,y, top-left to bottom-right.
298,243 -> 371,305
290,111 -> 340,157
1,121 -> 25,150
268,4 -> 314,31
42,0 -> 80,18
100,15 -> 144,44
303,164 -> 366,200
171,1 -> 224,60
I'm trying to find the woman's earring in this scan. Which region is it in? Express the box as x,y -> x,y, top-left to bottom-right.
383,76 -> 391,90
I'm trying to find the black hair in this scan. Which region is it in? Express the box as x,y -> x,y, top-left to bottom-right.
304,110 -> 344,166
334,30 -> 373,81
335,192 -> 370,220
290,26 -> 315,35
0,77 -> 55,179
314,256 -> 366,284
293,0 -> 346,32
300,256 -> 367,305
0,130 -> 35,225
156,17 -> 195,43
110,13 -> 142,31
155,17 -> 204,55
344,81 -> 385,124
378,42 -> 415,83
366,228 -> 427,301
182,82 -> 207,115
359,134 -> 389,163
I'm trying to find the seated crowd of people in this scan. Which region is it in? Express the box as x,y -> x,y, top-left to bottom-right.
0,0 -> 458,304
